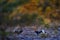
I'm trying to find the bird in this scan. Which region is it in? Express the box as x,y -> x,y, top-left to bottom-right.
35,31 -> 42,35
15,30 -> 23,34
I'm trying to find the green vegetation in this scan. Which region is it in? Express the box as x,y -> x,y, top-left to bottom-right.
0,28 -> 10,40
45,24 -> 50,29
19,14 -> 38,25
0,0 -> 30,25
38,16 -> 44,25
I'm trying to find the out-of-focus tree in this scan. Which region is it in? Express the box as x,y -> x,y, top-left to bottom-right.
0,0 -> 30,25
37,16 -> 44,25
19,14 -> 38,26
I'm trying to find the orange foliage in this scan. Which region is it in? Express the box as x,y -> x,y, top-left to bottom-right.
9,0 -> 60,21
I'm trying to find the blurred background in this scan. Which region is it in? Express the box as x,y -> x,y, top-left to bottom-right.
0,0 -> 60,26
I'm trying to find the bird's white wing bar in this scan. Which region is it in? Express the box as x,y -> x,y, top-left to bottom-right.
42,29 -> 45,33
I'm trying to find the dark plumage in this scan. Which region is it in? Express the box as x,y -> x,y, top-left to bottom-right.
15,30 -> 23,34
35,31 -> 42,35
